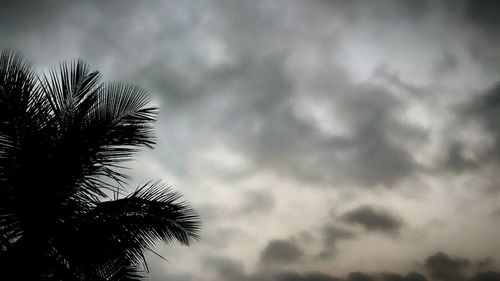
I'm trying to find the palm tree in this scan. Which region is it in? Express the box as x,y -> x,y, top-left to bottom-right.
0,51 -> 200,280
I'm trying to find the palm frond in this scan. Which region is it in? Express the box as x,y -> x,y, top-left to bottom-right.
47,181 -> 199,280
39,60 -> 101,124
0,50 -> 42,252
32,62 -> 159,204
70,181 -> 200,264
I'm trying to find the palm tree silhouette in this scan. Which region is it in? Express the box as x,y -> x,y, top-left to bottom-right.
0,51 -> 200,280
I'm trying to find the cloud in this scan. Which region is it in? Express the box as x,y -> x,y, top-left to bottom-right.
446,80 -> 500,176
317,225 -> 357,259
203,252 -> 497,281
341,205 -> 403,235
323,225 -> 356,247
156,272 -> 195,281
346,272 -> 376,281
217,64 -> 425,188
424,252 -> 470,281
260,239 -> 304,265
469,271 -> 500,281
380,272 -> 428,281
204,256 -> 247,281
467,82 -> 500,149
202,227 -> 250,250
463,0 -> 500,32
96,0 -> 428,190
476,257 -> 496,272
240,190 -> 275,215
276,271 -> 343,281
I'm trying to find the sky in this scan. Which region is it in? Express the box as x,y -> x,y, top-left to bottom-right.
2,1 -> 500,280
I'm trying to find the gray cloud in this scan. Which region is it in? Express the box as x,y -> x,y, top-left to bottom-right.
211,64 -> 424,188
205,256 -> 247,281
422,252 -> 500,281
467,82 -> 500,146
463,0 -> 500,32
153,272 -> 194,281
202,227 -> 249,250
202,253 -> 497,281
323,225 -> 356,247
380,272 -> 428,281
476,257 -> 496,273
317,225 -> 357,260
0,0 -> 70,33
424,252 -> 470,281
346,272 -> 376,281
276,271 -> 343,281
446,81 -> 500,176
458,0 -> 500,69
444,142 -> 479,172
433,51 -> 460,77
96,0 -> 428,189
469,271 -> 500,281
341,205 -> 403,235
260,239 -> 304,265
240,190 -> 275,215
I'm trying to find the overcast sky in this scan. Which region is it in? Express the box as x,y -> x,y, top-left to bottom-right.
2,1 -> 500,280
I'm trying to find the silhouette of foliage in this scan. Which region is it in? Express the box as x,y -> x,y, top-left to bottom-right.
0,51 -> 200,280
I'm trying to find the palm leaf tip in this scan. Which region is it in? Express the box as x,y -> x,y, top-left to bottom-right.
83,181 -> 201,263
129,181 -> 202,244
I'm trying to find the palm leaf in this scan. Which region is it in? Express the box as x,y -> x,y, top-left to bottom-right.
50,181 -> 200,279
35,63 -> 158,205
0,50 -> 42,251
73,181 -> 199,259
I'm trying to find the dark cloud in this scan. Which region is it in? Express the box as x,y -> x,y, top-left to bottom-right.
460,0 -> 500,69
404,272 -> 429,281
317,225 -> 356,259
341,205 -> 403,235
379,272 -> 428,281
276,271 -> 343,281
0,0 -> 70,32
444,142 -> 479,172
105,0 -> 427,189
451,81 -> 500,174
469,271 -> 500,281
464,0 -> 500,32
274,271 -> 428,281
203,253 -> 496,281
347,272 -> 376,281
421,252 -> 500,281
476,257 -> 496,272
260,239 -> 304,265
380,273 -> 406,281
467,82 -> 500,135
424,252 -> 470,281
323,225 -> 356,247
224,70 -> 424,188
